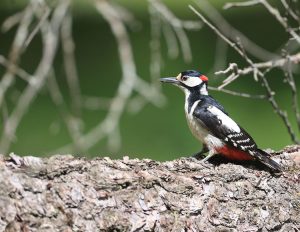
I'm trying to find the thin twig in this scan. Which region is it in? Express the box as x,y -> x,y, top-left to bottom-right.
260,0 -> 300,44
0,55 -> 32,82
149,3 -> 162,85
280,0 -> 299,21
190,3 -> 299,144
195,0 -> 278,61
149,0 -> 202,30
0,4 -> 34,110
149,0 -> 200,62
24,6 -> 51,48
61,12 -> 82,117
216,52 -> 300,77
1,12 -> 23,32
286,57 -> 300,131
111,2 -> 141,30
47,69 -> 83,152
189,5 -> 254,65
224,0 -> 260,9
208,86 -> 267,99
260,75 -> 299,144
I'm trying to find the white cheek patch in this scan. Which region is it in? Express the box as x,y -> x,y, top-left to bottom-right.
183,77 -> 202,87
207,106 -> 241,132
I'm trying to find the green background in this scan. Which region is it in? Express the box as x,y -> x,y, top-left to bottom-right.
0,0 -> 299,160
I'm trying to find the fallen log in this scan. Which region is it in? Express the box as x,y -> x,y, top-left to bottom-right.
0,146 -> 299,231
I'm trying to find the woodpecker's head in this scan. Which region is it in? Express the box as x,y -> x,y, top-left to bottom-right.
160,70 -> 209,95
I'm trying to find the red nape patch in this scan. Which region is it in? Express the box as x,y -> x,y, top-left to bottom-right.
216,146 -> 254,161
200,75 -> 208,81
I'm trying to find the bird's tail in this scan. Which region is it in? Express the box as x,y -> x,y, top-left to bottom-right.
254,149 -> 282,172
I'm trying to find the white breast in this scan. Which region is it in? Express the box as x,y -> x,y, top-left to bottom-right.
186,111 -> 208,142
186,114 -> 224,152
185,100 -> 208,142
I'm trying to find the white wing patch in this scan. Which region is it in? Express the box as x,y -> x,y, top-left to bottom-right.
207,106 -> 241,133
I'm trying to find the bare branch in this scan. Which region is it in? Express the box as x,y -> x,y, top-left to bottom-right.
0,55 -> 31,82
133,78 -> 165,107
215,63 -> 238,75
280,0 -> 299,21
260,0 -> 300,44
149,0 -> 201,62
190,3 -> 299,144
189,4 -> 255,66
149,3 -> 162,85
0,4 -> 34,110
162,19 -> 180,59
261,76 -> 299,144
0,0 -> 70,153
285,57 -> 300,131
56,0 -> 165,152
24,5 -> 51,48
111,2 -> 141,29
149,0 -> 202,30
216,53 -> 300,77
208,86 -> 267,99
47,69 -> 83,152
1,12 -> 23,32
61,12 -> 82,116
195,0 -> 279,61
224,0 -> 261,9
72,0 -> 139,151
1,0 -> 298,153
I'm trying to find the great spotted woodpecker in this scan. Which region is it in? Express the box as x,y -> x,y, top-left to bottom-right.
160,70 -> 281,172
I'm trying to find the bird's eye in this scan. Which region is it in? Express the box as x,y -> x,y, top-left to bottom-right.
182,76 -> 188,81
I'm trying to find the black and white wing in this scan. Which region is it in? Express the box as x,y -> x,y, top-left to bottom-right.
193,103 -> 281,171
193,104 -> 258,152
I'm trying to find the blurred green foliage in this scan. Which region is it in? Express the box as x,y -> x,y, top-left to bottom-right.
0,1 -> 299,160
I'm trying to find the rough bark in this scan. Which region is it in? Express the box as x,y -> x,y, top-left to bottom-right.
0,146 -> 299,232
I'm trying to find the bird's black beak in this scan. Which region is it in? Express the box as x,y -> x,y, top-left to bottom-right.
160,77 -> 180,86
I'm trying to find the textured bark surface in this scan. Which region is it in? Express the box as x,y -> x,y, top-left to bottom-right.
0,146 -> 299,232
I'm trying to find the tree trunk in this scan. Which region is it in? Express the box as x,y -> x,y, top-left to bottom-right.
0,146 -> 299,232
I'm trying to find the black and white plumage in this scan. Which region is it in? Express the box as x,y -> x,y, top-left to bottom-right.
160,70 -> 282,172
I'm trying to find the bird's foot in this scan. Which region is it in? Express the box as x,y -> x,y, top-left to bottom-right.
191,146 -> 209,160
200,151 -> 215,164
191,152 -> 206,160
